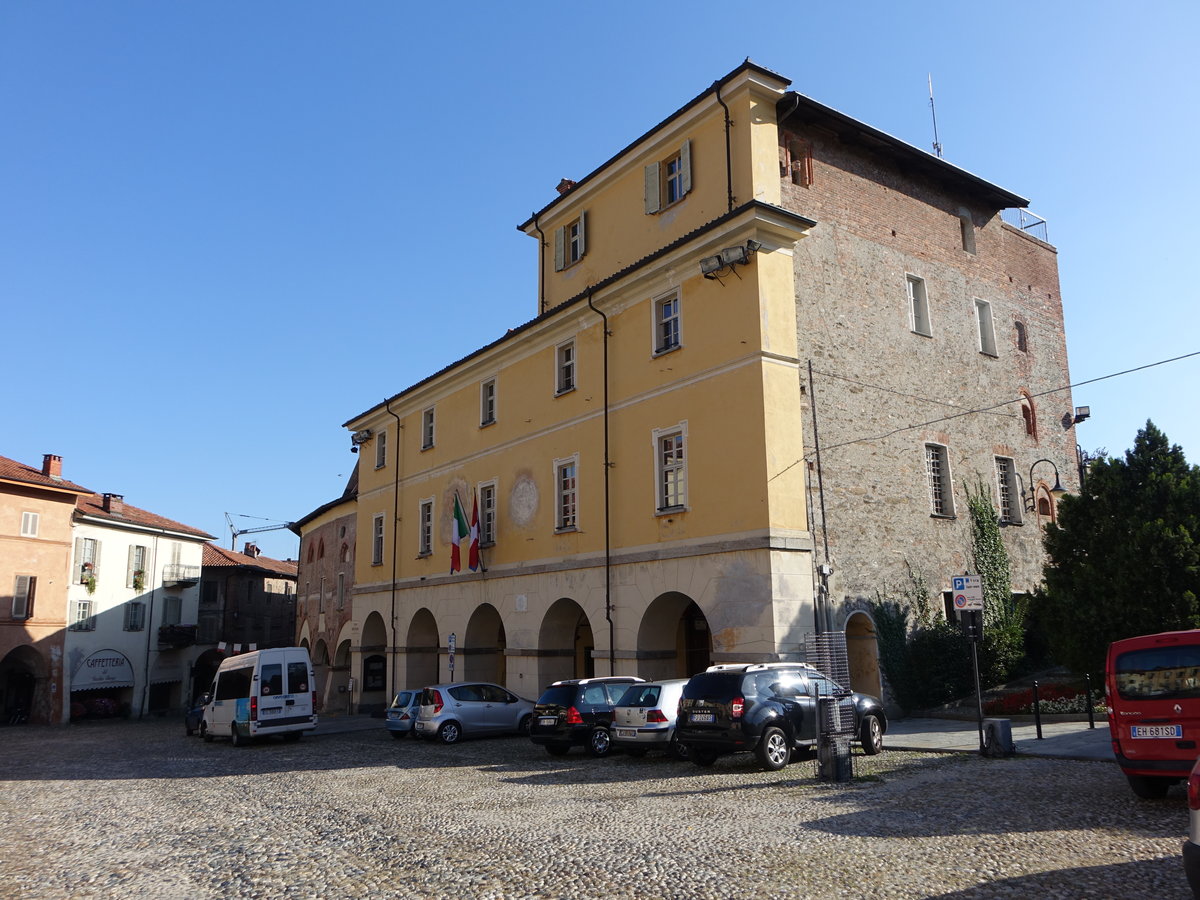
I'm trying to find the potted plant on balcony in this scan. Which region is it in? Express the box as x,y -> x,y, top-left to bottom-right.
82,563 -> 97,595
132,569 -> 145,592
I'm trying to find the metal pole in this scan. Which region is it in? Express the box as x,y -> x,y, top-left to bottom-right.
972,637 -> 984,753
1085,673 -> 1096,729
1032,680 -> 1044,740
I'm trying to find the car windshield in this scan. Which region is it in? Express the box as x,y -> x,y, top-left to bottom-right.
390,691 -> 415,708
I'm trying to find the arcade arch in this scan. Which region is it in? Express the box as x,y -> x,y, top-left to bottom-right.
845,610 -> 883,699
637,592 -> 711,680
406,608 -> 439,691
537,598 -> 594,688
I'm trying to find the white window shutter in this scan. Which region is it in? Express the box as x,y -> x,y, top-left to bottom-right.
127,545 -> 137,588
553,226 -> 565,271
644,162 -> 660,214
577,210 -> 586,258
13,576 -> 30,618
74,537 -> 84,580
680,139 -> 692,196
95,540 -> 103,576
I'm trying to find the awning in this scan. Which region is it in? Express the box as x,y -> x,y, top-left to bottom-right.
72,650 -> 134,691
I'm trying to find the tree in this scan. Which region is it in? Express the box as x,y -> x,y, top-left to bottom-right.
1041,421 -> 1200,674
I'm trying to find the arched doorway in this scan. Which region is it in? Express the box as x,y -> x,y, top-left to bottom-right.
845,611 -> 883,698
464,604 -> 507,685
312,639 -> 330,712
637,593 -> 711,680
0,645 -> 44,724
191,648 -> 226,703
360,612 -> 388,714
405,608 -> 439,691
537,598 -> 593,688
328,638 -> 353,715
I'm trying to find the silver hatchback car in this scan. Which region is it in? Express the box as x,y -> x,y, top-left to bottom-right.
414,682 -> 535,744
610,679 -> 690,759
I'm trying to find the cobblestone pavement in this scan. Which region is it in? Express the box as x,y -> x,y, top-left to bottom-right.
0,719 -> 1190,899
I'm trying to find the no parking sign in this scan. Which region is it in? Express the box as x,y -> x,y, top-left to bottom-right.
952,575 -> 984,611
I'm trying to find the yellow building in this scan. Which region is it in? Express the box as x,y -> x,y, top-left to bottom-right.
329,60 -> 1070,710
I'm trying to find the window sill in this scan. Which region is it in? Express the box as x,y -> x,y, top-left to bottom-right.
910,329 -> 932,338
480,541 -> 496,549
652,343 -> 681,358
656,505 -> 687,517
978,350 -> 999,359
420,444 -> 435,452
416,552 -> 432,559
999,518 -> 1024,527
480,419 -> 496,428
929,513 -> 957,521
554,525 -> 578,534
554,386 -> 576,398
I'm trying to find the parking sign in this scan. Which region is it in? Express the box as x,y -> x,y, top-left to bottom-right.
952,575 -> 984,611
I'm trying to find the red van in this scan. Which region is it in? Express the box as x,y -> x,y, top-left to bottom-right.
1106,629 -> 1200,798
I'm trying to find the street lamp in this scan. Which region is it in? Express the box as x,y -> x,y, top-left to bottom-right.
1027,458 -> 1067,512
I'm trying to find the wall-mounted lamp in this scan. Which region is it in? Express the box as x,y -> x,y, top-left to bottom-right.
1026,458 -> 1067,512
700,239 -> 763,282
1072,405 -> 1091,425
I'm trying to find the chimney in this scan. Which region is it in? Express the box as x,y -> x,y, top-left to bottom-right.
555,178 -> 577,194
102,493 -> 124,515
243,542 -> 260,558
42,454 -> 63,478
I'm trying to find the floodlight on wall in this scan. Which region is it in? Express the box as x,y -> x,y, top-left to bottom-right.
350,429 -> 373,453
699,239 -> 764,282
1073,405 -> 1091,424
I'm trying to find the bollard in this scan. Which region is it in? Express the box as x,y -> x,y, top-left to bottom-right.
1032,680 -> 1043,740
1085,673 -> 1096,729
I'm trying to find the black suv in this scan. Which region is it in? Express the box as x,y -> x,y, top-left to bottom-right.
675,663 -> 886,771
529,676 -> 644,757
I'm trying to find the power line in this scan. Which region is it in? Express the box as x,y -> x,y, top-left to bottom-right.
769,349 -> 1200,482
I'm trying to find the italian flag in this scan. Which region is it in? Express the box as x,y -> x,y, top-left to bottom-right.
468,494 -> 481,572
451,493 -> 471,574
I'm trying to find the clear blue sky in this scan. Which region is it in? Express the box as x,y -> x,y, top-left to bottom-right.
4,2 -> 1197,561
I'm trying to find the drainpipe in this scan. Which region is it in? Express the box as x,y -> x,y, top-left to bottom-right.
808,361 -> 832,634
533,212 -> 547,315
587,291 -> 615,674
384,399 -> 402,698
714,81 -> 735,214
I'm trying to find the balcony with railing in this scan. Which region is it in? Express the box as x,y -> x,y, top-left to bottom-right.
158,624 -> 197,649
162,564 -> 201,587
1001,208 -> 1049,243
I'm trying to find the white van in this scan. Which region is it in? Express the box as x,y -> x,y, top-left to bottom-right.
201,647 -> 317,746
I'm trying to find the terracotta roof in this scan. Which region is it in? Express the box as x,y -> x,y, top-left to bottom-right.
202,542 -> 298,577
75,493 -> 214,540
0,454 -> 92,494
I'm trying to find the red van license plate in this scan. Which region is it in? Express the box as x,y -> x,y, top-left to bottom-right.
1130,724 -> 1182,739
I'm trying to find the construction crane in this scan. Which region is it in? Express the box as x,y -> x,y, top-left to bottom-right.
224,513 -> 293,551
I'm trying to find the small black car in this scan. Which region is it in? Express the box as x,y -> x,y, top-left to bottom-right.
675,663 -> 887,770
529,676 -> 644,757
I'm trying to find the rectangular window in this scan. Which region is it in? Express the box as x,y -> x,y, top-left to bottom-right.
75,537 -> 99,583
480,378 -> 497,426
375,429 -> 387,469
555,458 -> 578,531
126,545 -> 148,589
975,298 -> 998,356
655,425 -> 688,511
654,291 -> 681,354
19,512 -> 39,538
123,601 -> 145,632
418,499 -> 434,555
162,594 -> 181,626
925,443 -> 955,517
421,408 -> 435,450
995,457 -> 1023,525
12,575 -> 35,619
555,340 -> 576,394
372,514 -> 385,565
479,481 -> 497,546
70,599 -> 94,631
644,139 -> 692,214
907,275 -> 931,336
553,211 -> 587,271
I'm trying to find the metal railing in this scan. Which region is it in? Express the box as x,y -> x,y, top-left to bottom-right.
162,564 -> 201,585
1001,208 -> 1049,243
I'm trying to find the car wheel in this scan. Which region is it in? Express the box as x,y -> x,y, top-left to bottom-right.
586,726 -> 612,758
201,721 -> 213,743
545,743 -> 571,757
1127,773 -> 1172,800
755,726 -> 790,771
669,734 -> 690,761
690,748 -> 718,767
437,721 -> 462,745
230,724 -> 245,747
624,747 -> 648,758
518,714 -> 532,736
859,714 -> 884,756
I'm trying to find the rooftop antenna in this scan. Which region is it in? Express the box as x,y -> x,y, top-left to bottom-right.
928,73 -> 944,159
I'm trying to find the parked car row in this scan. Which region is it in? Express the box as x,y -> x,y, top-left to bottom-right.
389,662 -> 887,772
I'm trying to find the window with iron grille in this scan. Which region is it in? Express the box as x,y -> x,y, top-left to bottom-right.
995,456 -> 1022,524
925,443 -> 955,517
